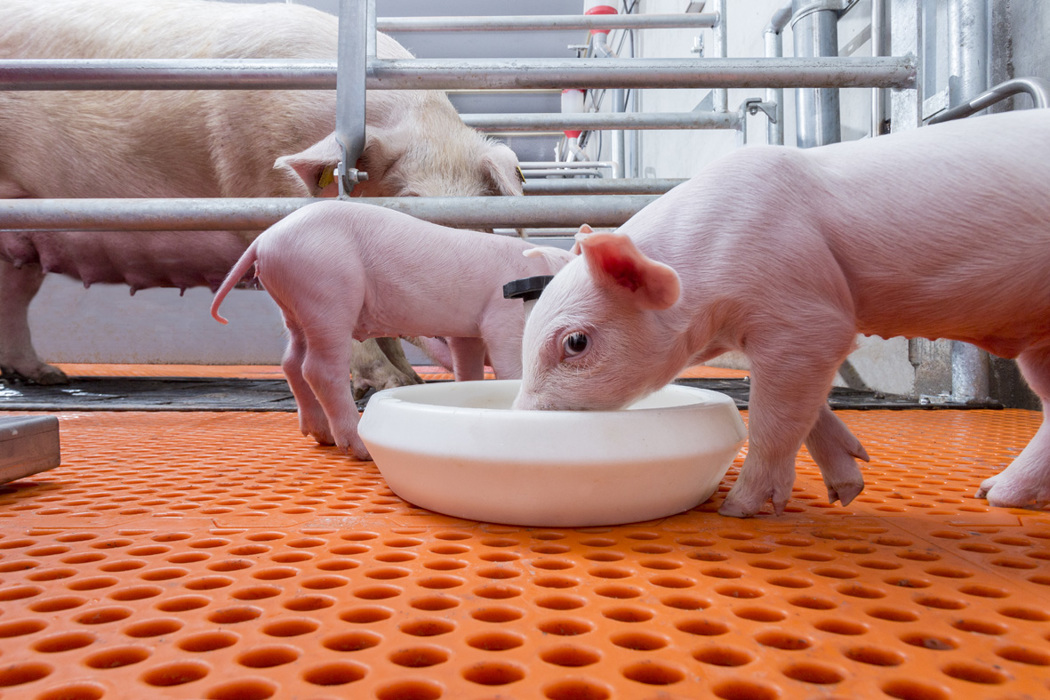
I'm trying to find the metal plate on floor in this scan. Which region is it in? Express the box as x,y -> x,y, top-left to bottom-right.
0,415 -> 60,483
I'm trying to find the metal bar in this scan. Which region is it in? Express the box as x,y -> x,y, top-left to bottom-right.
946,0 -> 991,405
947,0 -> 990,112
375,14 -> 719,32
366,0 -> 377,57
519,161 -> 619,169
0,196 -> 658,231
712,0 -> 729,113
336,0 -> 367,194
0,59 -> 335,91
366,57 -> 918,91
871,0 -> 889,135
522,169 -> 607,179
523,179 -> 684,195
792,0 -> 842,147
461,110 -> 742,133
764,2 -> 794,145
589,32 -> 625,179
0,57 -> 918,91
927,77 -> 1050,124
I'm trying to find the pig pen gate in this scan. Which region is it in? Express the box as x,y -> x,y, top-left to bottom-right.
2,3 -> 1050,700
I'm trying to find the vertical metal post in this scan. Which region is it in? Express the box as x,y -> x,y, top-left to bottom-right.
593,32 -> 626,178
336,0 -> 368,196
792,0 -> 842,148
366,0 -> 377,58
947,0 -> 990,111
612,88 -> 627,177
871,0 -> 890,135
712,0 -> 729,113
764,2 -> 793,145
947,0 -> 990,403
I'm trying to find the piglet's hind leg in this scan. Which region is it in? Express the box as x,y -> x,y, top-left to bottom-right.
977,345 -> 1050,509
805,405 -> 869,505
279,313 -> 334,447
299,323 -> 370,460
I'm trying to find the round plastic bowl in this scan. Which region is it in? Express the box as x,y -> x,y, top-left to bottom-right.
358,380 -> 747,527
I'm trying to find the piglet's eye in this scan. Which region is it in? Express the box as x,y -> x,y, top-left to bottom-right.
563,332 -> 589,357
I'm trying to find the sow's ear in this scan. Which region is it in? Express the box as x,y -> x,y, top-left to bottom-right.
579,232 -> 681,310
482,141 -> 525,196
274,134 -> 343,197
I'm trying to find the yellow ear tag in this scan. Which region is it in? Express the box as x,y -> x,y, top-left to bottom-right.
516,166 -> 526,184
318,164 -> 335,190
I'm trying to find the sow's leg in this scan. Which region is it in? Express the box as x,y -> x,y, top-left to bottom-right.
0,261 -> 68,385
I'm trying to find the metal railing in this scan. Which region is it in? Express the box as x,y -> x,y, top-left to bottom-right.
0,1 -> 919,232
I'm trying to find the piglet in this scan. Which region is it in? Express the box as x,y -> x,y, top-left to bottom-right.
514,109 -> 1050,517
212,201 -> 572,460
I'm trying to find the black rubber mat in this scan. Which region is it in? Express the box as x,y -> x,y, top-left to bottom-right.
0,376 -> 997,412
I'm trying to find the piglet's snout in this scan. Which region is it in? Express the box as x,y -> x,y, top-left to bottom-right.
512,390 -> 546,411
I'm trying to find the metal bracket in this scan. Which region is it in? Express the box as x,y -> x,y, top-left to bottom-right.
690,34 -> 705,57
742,98 -> 777,123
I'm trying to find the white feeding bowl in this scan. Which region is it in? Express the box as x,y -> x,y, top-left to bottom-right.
358,380 -> 746,527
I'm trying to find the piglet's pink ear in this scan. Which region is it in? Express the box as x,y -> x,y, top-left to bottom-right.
571,224 -> 594,255
579,232 -> 680,310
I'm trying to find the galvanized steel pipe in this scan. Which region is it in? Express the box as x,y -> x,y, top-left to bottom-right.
524,179 -> 683,195
0,196 -> 658,231
335,0 -> 368,193
927,77 -> 1050,124
792,0 -> 842,148
375,14 -> 719,32
946,0 -> 991,404
0,57 -> 917,91
871,0 -> 890,136
763,2 -> 794,145
712,0 -> 729,113
462,110 -> 741,132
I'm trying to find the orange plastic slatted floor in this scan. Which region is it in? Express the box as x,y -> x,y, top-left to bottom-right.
0,365 -> 1048,700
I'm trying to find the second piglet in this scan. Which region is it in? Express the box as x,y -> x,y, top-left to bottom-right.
212,201 -> 572,459
514,109 -> 1050,518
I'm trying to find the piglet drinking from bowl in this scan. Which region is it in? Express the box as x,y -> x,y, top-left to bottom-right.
212,201 -> 572,460
513,109 -> 1050,517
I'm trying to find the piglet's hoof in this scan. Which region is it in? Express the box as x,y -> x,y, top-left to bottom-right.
977,475 -> 1050,510
344,442 -> 372,462
826,478 -> 865,507
719,488 -> 787,518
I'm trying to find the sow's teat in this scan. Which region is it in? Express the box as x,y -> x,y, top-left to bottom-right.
502,276 -> 555,320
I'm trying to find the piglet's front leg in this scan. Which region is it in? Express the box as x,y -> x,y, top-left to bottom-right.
448,337 -> 487,382
719,326 -> 855,518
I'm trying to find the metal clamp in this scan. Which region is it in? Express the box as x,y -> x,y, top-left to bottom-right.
337,162 -> 369,198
